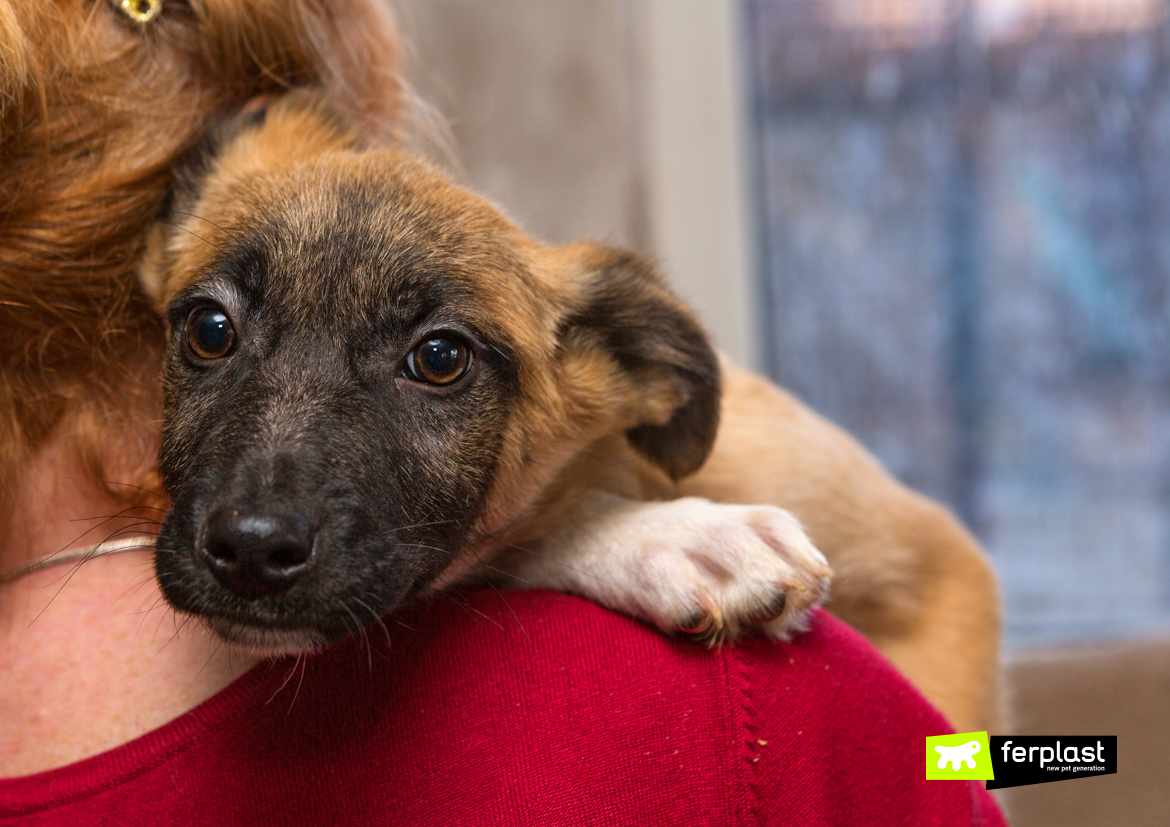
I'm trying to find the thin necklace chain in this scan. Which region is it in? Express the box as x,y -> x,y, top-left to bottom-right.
0,536 -> 156,584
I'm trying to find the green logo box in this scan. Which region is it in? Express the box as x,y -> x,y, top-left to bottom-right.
926,731 -> 994,781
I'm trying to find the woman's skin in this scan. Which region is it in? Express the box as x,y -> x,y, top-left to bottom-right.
0,435 -> 260,777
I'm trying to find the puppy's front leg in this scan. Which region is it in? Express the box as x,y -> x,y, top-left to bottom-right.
506,492 -> 833,643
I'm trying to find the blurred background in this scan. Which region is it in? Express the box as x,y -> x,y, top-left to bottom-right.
394,1 -> 1169,822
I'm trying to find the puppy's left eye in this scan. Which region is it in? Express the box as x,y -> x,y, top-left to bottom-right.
404,335 -> 473,386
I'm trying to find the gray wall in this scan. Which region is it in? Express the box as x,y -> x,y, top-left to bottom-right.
395,0 -> 648,250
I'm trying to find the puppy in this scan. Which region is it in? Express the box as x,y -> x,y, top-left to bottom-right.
141,93 -> 1001,733
139,94 -> 831,651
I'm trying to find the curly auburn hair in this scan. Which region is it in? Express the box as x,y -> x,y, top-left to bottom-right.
0,0 -> 405,543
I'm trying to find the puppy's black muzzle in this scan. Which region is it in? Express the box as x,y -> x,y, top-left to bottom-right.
202,507 -> 315,600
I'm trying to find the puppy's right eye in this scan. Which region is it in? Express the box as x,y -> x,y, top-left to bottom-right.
185,305 -> 236,360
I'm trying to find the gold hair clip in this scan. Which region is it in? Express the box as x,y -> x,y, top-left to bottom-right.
115,0 -> 163,24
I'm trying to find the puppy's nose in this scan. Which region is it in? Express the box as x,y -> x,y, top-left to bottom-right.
201,508 -> 315,600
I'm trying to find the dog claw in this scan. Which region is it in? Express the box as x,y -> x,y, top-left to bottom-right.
679,618 -> 728,647
679,614 -> 712,635
679,594 -> 725,644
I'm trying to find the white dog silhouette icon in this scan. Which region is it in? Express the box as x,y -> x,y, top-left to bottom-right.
935,741 -> 981,770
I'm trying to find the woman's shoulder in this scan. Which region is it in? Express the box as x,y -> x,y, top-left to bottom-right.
0,590 -> 1004,826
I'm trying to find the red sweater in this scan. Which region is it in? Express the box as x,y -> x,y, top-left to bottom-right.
0,591 -> 1004,826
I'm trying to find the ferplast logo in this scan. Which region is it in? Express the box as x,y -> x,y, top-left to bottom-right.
926,733 -> 1118,788
925,731 -> 994,781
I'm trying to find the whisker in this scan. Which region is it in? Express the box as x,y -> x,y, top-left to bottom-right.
388,518 -> 461,533
195,638 -> 225,677
171,210 -> 244,247
117,566 -> 164,607
68,507 -> 166,522
353,596 -> 394,651
62,477 -> 170,503
337,598 -> 372,671
289,655 -> 309,714
159,219 -> 226,254
131,593 -> 172,626
268,657 -> 302,705
434,590 -> 491,633
39,507 -> 162,573
477,565 -> 529,643
157,611 -> 195,655
405,542 -> 537,587
489,344 -> 513,364
438,588 -> 505,631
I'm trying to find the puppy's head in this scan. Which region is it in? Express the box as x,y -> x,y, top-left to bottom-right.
143,93 -> 720,654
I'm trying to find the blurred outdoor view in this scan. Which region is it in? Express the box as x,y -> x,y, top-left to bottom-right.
745,0 -> 1170,645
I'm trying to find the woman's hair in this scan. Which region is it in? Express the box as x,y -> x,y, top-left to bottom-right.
0,0 -> 404,535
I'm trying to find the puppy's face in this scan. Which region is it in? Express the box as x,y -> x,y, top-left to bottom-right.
145,96 -> 720,654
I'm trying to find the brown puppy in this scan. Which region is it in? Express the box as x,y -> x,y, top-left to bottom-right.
140,93 -> 1000,733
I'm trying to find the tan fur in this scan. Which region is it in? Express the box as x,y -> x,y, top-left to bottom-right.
146,98 -> 1001,733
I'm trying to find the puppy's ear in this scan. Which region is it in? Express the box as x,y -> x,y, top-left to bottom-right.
559,243 -> 721,481
136,102 -> 274,309
137,91 -> 362,310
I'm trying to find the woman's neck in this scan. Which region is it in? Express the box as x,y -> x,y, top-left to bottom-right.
0,439 -> 259,778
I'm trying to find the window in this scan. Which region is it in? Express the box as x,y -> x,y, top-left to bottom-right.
745,0 -> 1170,644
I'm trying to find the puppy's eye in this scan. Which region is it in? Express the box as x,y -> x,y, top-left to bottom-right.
185,305 -> 236,360
404,336 -> 473,386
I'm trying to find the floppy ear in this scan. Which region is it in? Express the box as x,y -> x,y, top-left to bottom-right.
138,92 -> 363,309
559,244 -> 722,481
136,103 -> 275,309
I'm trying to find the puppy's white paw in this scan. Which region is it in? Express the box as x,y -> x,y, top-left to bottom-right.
519,495 -> 832,644
610,498 -> 832,643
